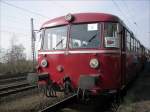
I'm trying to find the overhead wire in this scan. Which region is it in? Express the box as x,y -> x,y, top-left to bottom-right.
122,0 -> 142,37
148,0 -> 150,49
0,0 -> 46,35
1,24 -> 30,31
0,0 -> 49,19
0,30 -> 30,37
51,1 -> 74,12
111,0 -> 135,32
112,0 -> 149,49
112,0 -> 150,48
0,31 -> 32,50
2,14 -> 29,24
123,1 -> 136,22
122,0 -> 150,48
0,0 -> 41,59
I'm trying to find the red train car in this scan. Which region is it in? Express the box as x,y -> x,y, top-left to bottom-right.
30,13 -> 146,98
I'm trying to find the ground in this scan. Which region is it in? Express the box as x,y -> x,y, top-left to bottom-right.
0,62 -> 150,112
117,62 -> 150,112
0,89 -> 64,112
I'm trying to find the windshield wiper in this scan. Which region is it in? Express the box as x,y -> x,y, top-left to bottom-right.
88,33 -> 97,43
53,39 -> 64,49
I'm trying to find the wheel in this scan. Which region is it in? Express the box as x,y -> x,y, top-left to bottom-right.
77,88 -> 82,100
114,90 -> 123,105
64,80 -> 73,95
45,85 -> 56,97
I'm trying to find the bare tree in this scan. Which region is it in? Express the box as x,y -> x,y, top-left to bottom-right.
5,45 -> 26,63
0,35 -> 33,74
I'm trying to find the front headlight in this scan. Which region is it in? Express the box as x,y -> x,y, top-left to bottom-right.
41,59 -> 48,68
65,13 -> 73,22
89,58 -> 99,69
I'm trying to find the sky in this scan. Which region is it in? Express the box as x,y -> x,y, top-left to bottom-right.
0,0 -> 150,59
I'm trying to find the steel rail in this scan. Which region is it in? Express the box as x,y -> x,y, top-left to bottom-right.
39,94 -> 77,112
0,81 -> 29,91
0,85 -> 37,97
0,76 -> 26,84
0,73 -> 27,79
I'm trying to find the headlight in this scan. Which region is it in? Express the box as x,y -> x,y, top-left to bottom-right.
41,59 -> 48,68
89,58 -> 99,69
65,13 -> 74,22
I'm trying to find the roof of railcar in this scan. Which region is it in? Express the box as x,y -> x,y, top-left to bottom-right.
41,13 -> 125,28
40,12 -> 142,47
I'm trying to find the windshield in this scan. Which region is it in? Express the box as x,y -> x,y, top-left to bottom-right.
41,23 -> 101,50
70,23 -> 100,48
42,26 -> 67,50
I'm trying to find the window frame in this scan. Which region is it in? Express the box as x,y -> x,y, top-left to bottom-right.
103,22 -> 120,49
40,25 -> 68,51
69,22 -> 101,50
126,30 -> 131,51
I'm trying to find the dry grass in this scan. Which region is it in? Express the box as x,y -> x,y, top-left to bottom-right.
0,91 -> 64,112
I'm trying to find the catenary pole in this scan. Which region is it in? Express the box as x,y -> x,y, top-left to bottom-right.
31,18 -> 35,72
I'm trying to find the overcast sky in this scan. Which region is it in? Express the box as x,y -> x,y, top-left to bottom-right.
0,0 -> 150,59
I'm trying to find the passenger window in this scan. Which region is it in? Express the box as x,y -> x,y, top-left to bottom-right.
133,39 -> 135,52
131,37 -> 134,51
126,31 -> 131,51
136,41 -> 138,52
104,23 -> 119,48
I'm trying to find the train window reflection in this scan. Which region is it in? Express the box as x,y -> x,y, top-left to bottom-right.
35,30 -> 42,50
70,23 -> 100,49
104,23 -> 119,48
42,26 -> 67,50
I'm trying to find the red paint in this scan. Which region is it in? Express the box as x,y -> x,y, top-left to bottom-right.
41,13 -> 120,29
37,13 -> 146,96
38,51 -> 121,92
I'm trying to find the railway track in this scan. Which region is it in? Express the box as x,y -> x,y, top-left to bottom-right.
0,76 -> 26,84
39,94 -> 77,112
0,74 -> 119,112
0,74 -> 37,97
0,73 -> 27,80
38,93 -> 120,112
0,84 -> 37,97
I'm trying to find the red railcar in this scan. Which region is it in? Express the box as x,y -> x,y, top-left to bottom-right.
33,13 -> 146,98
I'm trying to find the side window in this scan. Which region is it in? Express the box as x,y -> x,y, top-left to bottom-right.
126,31 -> 131,51
104,23 -> 119,48
136,41 -> 138,52
138,42 -> 140,53
131,37 -> 134,51
133,38 -> 135,52
135,40 -> 136,52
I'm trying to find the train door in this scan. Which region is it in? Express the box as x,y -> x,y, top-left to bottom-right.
120,25 -> 126,88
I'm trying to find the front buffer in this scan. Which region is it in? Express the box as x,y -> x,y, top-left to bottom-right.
27,72 -> 57,97
77,74 -> 101,100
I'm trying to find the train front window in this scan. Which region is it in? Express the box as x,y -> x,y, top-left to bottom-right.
42,26 -> 67,50
70,23 -> 100,49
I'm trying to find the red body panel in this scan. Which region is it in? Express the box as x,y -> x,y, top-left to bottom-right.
41,13 -> 120,28
37,13 -> 144,95
38,50 -> 121,92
